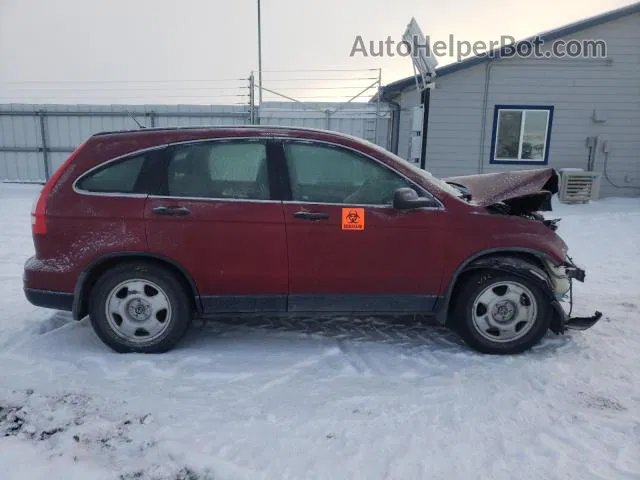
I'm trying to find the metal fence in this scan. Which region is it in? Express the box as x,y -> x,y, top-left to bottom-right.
0,104 -> 251,182
0,102 -> 390,182
259,102 -> 390,147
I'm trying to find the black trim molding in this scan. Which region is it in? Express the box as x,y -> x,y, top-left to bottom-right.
24,288 -> 74,312
200,294 -> 440,315
201,295 -> 287,314
287,294 -> 439,313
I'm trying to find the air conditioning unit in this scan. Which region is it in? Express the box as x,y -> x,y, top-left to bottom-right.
558,169 -> 602,204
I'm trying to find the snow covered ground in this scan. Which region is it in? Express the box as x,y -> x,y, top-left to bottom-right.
1,182 -> 639,480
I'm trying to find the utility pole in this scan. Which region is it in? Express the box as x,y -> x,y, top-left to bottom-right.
257,0 -> 263,105
249,72 -> 256,124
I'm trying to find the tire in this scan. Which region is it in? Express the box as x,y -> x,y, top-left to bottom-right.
88,262 -> 192,353
451,270 -> 551,355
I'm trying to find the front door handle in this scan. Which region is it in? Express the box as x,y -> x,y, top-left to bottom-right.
152,206 -> 191,216
293,211 -> 329,221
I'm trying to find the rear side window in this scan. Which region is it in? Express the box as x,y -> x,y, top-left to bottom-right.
76,154 -> 146,193
167,141 -> 270,200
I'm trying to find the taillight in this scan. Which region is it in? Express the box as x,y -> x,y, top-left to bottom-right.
31,142 -> 86,236
31,191 -> 48,235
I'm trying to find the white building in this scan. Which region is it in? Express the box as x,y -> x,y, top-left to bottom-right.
377,2 -> 640,197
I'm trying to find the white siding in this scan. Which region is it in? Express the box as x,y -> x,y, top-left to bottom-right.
397,89 -> 420,160
422,64 -> 487,177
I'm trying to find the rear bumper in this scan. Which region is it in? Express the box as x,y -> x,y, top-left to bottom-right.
24,287 -> 73,311
23,255 -> 75,312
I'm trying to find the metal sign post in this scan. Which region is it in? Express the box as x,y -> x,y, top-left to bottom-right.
402,18 -> 438,169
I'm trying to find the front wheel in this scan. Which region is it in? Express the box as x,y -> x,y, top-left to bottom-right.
451,270 -> 551,355
88,262 -> 192,353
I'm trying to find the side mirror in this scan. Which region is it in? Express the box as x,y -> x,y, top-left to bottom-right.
392,187 -> 435,210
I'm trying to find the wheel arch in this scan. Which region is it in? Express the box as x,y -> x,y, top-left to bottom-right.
436,248 -> 557,325
72,252 -> 201,320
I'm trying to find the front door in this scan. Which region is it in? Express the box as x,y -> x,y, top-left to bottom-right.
145,139 -> 288,313
280,140 -> 447,313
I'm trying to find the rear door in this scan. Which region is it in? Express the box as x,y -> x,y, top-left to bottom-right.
145,138 -> 288,313
48,150 -> 157,293
280,140 -> 447,313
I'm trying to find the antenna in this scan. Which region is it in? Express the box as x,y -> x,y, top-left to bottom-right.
126,110 -> 146,129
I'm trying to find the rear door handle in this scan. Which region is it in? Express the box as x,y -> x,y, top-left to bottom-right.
293,211 -> 329,221
152,206 -> 191,216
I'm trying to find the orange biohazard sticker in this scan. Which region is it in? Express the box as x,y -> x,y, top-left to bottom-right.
342,208 -> 365,231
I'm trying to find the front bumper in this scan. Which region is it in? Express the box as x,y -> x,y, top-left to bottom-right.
565,311 -> 603,330
548,258 -> 603,334
565,265 -> 586,283
551,301 -> 603,332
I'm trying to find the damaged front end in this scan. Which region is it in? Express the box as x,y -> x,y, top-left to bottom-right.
444,167 -> 561,210
544,256 -> 603,334
446,168 -> 563,226
462,255 -> 602,335
444,168 -> 603,334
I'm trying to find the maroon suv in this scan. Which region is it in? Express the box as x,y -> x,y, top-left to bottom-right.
23,126 -> 601,354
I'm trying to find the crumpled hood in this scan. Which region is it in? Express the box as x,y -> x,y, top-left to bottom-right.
443,168 -> 559,210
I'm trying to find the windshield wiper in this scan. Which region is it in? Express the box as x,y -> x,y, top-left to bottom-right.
446,181 -> 472,201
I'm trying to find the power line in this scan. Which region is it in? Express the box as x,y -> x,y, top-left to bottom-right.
2,79 -> 247,85
262,77 -> 378,82
257,85 -> 377,91
5,86 -> 249,92
4,85 -> 375,93
0,68 -> 384,105
261,94 -> 374,100
0,94 -> 249,101
260,68 -> 379,73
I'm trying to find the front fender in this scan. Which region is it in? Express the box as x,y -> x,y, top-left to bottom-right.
436,251 -> 566,333
461,255 -> 554,293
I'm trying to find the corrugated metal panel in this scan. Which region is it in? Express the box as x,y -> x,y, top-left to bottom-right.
153,115 -> 247,128
1,102 -> 392,181
0,114 -> 41,148
259,101 -> 391,148
0,152 -> 44,182
0,103 -> 250,181
48,152 -> 72,176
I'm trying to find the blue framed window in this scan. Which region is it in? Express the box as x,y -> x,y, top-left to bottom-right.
490,105 -> 554,165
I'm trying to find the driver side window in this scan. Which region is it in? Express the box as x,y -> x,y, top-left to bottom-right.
284,142 -> 412,205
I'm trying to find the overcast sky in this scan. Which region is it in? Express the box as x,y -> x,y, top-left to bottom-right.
0,0 -> 633,104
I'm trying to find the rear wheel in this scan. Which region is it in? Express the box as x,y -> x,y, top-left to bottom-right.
451,270 -> 551,354
88,262 -> 192,353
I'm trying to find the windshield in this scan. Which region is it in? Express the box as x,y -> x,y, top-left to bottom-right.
361,139 -> 468,199
398,158 -> 468,199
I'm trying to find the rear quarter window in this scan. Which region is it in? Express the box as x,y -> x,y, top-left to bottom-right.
76,154 -> 146,193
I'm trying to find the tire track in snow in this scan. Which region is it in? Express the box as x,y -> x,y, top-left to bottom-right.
336,339 -> 374,376
251,346 -> 342,396
207,315 -> 471,378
